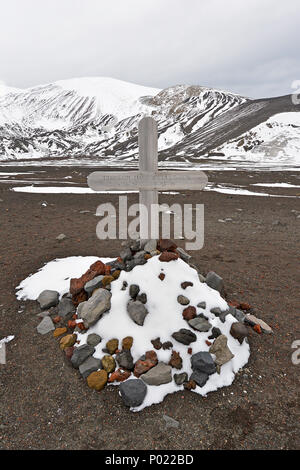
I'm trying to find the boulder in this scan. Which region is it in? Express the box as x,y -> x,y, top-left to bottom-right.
172,328 -> 197,345
101,355 -> 116,373
79,356 -> 102,379
159,251 -> 178,262
209,334 -> 234,367
116,350 -> 134,370
36,316 -> 55,335
141,362 -> 172,386
60,333 -> 77,350
58,297 -> 75,318
191,351 -> 217,375
84,276 -> 104,295
71,344 -> 95,369
205,271 -> 224,294
87,333 -> 101,347
230,322 -> 249,344
188,317 -> 212,332
177,295 -> 190,306
127,300 -> 148,326
174,372 -> 188,385
78,288 -> 111,327
190,370 -> 209,387
37,290 -> 59,310
119,379 -> 147,407
87,370 -> 107,391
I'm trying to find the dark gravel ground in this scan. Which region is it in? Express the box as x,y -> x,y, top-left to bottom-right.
0,166 -> 299,450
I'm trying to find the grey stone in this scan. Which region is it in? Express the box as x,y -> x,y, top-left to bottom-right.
209,335 -> 234,367
190,370 -> 209,387
58,297 -> 75,318
71,344 -> 95,369
79,288 -> 111,327
136,293 -> 147,304
120,247 -> 132,262
129,284 -> 140,299
141,362 -> 172,386
208,327 -> 222,339
172,328 -> 197,345
125,257 -> 147,271
191,351 -> 217,375
163,415 -> 179,429
127,300 -> 148,326
233,308 -> 246,323
230,322 -> 249,344
36,316 -> 55,335
84,276 -> 104,295
198,274 -> 205,283
197,301 -> 206,309
188,317 -> 212,332
144,239 -> 157,253
79,356 -> 102,378
105,259 -> 126,273
37,290 -> 59,310
133,250 -> 146,259
205,271 -> 224,294
189,263 -> 199,273
174,372 -> 188,385
176,247 -> 191,262
177,295 -> 190,305
210,307 -> 222,315
116,350 -> 134,370
87,333 -> 102,346
130,240 -> 141,252
245,314 -> 273,334
56,233 -> 67,241
120,379 -> 147,407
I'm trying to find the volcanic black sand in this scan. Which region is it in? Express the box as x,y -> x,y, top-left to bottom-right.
0,165 -> 299,450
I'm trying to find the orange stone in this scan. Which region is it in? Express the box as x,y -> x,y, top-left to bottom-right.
87,370 -> 108,391
253,324 -> 262,334
108,368 -> 131,383
53,316 -> 62,324
122,336 -> 133,350
53,327 -> 67,338
60,334 -> 77,350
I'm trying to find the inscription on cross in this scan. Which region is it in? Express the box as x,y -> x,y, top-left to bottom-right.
88,117 -> 207,239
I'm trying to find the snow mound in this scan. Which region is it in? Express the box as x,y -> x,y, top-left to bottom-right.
76,255 -> 250,411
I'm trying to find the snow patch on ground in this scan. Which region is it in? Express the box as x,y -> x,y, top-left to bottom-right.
16,256 -> 115,300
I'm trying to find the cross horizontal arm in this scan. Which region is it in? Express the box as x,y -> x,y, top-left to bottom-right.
88,170 -> 208,191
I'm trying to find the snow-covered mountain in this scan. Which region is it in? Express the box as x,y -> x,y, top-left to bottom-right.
0,77 -> 299,164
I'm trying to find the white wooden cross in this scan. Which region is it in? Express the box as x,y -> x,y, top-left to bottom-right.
88,117 -> 207,240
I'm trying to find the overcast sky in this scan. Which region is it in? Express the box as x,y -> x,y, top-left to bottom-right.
0,0 -> 299,98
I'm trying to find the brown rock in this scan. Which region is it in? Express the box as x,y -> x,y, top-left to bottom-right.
112,270 -> 120,279
122,336 -> 133,350
151,337 -> 162,350
239,302 -> 251,311
60,333 -> 77,350
70,260 -> 106,295
169,350 -> 183,369
144,254 -> 152,260
108,368 -> 131,383
184,380 -> 196,390
182,306 -> 196,321
87,370 -> 108,391
230,322 -> 249,344
162,341 -> 173,350
158,273 -> 165,281
53,327 -> 67,338
53,316 -> 62,324
187,347 -> 192,354
159,251 -> 179,262
106,338 -> 119,355
102,275 -> 114,287
68,320 -> 77,329
157,239 -> 177,252
181,281 -> 193,289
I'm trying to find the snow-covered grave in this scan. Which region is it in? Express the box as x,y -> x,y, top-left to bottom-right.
14,118 -> 271,411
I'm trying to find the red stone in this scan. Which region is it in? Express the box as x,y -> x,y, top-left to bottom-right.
64,346 -> 74,359
108,368 -> 131,383
77,322 -> 87,331
158,273 -> 165,281
205,340 -> 212,346
53,316 -> 61,324
71,290 -> 88,307
228,300 -> 240,308
181,281 -> 193,289
187,347 -> 192,355
157,239 -> 177,252
240,302 -> 251,311
159,251 -> 179,262
253,324 -> 262,334
72,314 -> 77,320
134,350 -> 158,377
182,306 -> 196,320
70,260 -> 106,295
68,320 -> 77,329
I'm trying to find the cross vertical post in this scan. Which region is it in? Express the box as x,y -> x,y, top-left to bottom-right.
138,117 -> 158,241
